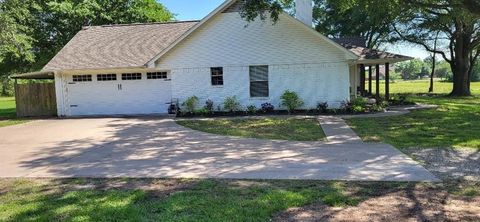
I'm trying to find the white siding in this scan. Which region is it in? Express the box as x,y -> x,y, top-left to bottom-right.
171,64 -> 349,110
157,12 -> 351,109
156,13 -> 349,68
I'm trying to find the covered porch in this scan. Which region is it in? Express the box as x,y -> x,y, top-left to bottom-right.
332,37 -> 413,101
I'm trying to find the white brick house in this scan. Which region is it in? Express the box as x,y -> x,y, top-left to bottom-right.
13,0 -> 411,117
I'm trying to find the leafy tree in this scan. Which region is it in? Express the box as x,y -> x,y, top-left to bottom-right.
0,0 -> 37,95
395,59 -> 425,80
242,0 -> 401,49
314,0 -> 401,49
240,0 -> 293,23
436,60 -> 453,80
0,0 -> 174,96
395,0 -> 480,96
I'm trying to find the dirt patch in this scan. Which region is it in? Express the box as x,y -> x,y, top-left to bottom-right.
274,185 -> 480,222
404,148 -> 480,181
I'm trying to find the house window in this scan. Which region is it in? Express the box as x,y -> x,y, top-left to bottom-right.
122,73 -> 142,80
72,75 -> 92,82
147,72 -> 167,79
249,65 -> 269,97
211,67 -> 223,86
97,74 -> 117,81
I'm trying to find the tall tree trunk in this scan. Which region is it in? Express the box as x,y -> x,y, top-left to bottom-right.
429,55 -> 436,93
429,32 -> 439,93
450,30 -> 472,96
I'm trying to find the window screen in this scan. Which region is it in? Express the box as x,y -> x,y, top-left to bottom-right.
210,67 -> 223,86
249,66 -> 269,97
72,75 -> 92,82
122,73 -> 142,80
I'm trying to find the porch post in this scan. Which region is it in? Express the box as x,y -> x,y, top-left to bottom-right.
385,63 -> 390,101
375,64 -> 380,100
360,64 -> 366,96
368,66 -> 372,96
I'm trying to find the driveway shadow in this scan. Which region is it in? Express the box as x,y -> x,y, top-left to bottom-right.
14,117 -> 438,181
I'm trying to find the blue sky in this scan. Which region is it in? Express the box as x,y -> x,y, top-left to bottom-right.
159,0 -> 429,59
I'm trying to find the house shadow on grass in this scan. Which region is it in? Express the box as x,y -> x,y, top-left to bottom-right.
1,178 -> 479,221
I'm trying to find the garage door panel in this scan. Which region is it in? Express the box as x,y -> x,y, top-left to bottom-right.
67,75 -> 171,116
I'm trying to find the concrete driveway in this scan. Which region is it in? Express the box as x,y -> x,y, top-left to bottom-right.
0,118 -> 438,181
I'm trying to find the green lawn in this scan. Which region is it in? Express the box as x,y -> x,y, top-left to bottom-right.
2,178 -> 477,222
0,179 -> 377,221
347,80 -> 480,149
177,118 -> 326,141
0,97 -> 28,127
370,80 -> 480,95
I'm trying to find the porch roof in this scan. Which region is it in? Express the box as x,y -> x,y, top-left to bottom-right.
10,71 -> 55,79
331,37 -> 413,64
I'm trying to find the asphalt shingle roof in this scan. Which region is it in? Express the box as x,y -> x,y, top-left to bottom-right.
43,21 -> 199,71
332,37 -> 412,61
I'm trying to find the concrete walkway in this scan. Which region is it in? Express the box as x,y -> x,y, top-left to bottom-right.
340,104 -> 438,119
0,117 -> 439,181
318,116 -> 362,143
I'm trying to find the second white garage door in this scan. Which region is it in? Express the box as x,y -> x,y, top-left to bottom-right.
66,72 -> 172,116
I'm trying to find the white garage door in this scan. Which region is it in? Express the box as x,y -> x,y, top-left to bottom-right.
67,72 -> 172,116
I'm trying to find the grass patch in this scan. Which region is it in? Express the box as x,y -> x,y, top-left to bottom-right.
347,81 -> 480,150
0,179 -> 377,222
0,97 -> 28,127
369,80 -> 480,95
0,97 -> 16,118
177,118 -> 325,141
1,179 -> 477,221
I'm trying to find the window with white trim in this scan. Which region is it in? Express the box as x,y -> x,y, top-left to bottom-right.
249,66 -> 269,97
122,73 -> 142,80
72,75 -> 92,82
210,67 -> 223,86
147,72 -> 167,79
97,74 -> 117,81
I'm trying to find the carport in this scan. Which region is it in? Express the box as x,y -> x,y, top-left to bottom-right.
10,71 -> 57,117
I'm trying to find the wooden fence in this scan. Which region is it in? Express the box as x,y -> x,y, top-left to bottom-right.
14,83 -> 57,117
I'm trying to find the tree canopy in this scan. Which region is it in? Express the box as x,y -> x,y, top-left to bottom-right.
395,0 -> 480,96
0,0 -> 174,95
241,0 -> 479,96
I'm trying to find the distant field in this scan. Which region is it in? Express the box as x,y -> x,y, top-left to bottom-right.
370,80 -> 480,95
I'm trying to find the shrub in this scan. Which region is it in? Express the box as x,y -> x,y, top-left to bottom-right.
182,96 -> 199,113
261,103 -> 275,113
194,108 -> 209,116
389,94 -> 415,106
351,97 -> 367,113
246,105 -> 257,114
204,99 -> 214,114
223,96 -> 241,112
317,102 -> 329,114
280,90 -> 304,113
341,97 -> 367,114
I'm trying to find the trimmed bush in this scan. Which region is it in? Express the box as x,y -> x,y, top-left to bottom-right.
182,96 -> 199,114
246,105 -> 257,114
317,102 -> 329,114
261,103 -> 275,113
280,90 -> 304,114
223,96 -> 241,112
